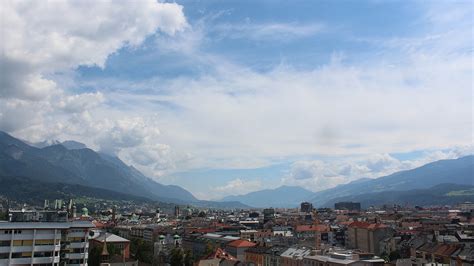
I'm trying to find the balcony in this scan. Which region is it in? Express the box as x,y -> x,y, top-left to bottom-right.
34,244 -> 61,252
10,245 -> 34,253
64,252 -> 88,260
35,233 -> 61,240
67,232 -> 87,238
68,242 -> 88,249
7,258 -> 34,264
31,256 -> 59,264
0,235 -> 12,241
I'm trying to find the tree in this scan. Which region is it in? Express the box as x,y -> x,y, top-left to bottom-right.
130,238 -> 154,263
88,245 -> 101,266
183,250 -> 193,266
169,248 -> 184,265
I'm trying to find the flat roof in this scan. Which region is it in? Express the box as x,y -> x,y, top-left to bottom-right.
0,221 -> 95,229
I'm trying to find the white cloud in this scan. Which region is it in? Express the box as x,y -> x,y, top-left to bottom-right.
0,0 -> 188,178
1,0 -> 186,101
209,178 -> 263,200
282,145 -> 474,192
213,22 -> 324,41
56,92 -> 105,113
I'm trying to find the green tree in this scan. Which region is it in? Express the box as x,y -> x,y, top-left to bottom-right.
88,245 -> 101,266
130,238 -> 154,263
170,248 -> 184,266
183,250 -> 193,266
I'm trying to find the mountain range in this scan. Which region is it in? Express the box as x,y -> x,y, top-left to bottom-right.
222,186 -> 314,208
0,131 -> 248,208
220,155 -> 474,208
1,131 -> 472,209
309,155 -> 473,207
323,183 -> 474,208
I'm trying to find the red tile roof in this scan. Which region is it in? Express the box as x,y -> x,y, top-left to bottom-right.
227,239 -> 257,248
349,221 -> 388,230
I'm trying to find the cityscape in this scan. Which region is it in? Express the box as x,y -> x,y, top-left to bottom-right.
0,0 -> 473,266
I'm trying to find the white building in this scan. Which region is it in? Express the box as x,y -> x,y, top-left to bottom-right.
0,221 -> 94,266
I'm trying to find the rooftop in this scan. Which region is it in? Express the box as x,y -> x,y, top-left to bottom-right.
227,239 -> 256,248
0,221 -> 95,229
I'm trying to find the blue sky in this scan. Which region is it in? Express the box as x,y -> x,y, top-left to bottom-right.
1,0 -> 472,199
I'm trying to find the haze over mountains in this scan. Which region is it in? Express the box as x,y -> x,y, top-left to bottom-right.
221,155 -> 474,208
222,186 -> 315,208
0,131 -> 472,209
0,131 -> 247,208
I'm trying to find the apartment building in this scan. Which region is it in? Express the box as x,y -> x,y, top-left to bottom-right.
0,221 -> 94,266
346,221 -> 391,255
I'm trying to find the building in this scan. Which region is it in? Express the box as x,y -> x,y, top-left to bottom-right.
174,206 -> 181,218
8,209 -> 68,222
346,221 -> 391,256
90,232 -> 131,260
245,246 -> 269,266
302,249 -> 385,266
301,202 -> 313,213
0,220 -> 94,265
263,209 -> 275,224
225,239 -> 256,262
280,247 -> 312,266
240,230 -> 258,241
458,202 -> 474,211
263,246 -> 286,266
335,202 -> 361,211
198,247 -> 239,266
182,233 -> 240,260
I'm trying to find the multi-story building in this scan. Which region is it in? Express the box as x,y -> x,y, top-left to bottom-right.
300,202 -> 313,213
245,246 -> 269,266
0,220 -> 94,265
335,202 -> 361,212
280,247 -> 311,266
263,246 -> 286,266
225,239 -> 256,262
263,209 -> 275,224
302,249 -> 385,266
346,221 -> 391,256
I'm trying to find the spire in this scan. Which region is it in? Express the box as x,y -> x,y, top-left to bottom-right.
101,233 -> 110,262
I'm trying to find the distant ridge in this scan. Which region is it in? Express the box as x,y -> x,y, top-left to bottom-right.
323,183 -> 474,208
221,185 -> 314,208
310,155 -> 474,207
221,155 -> 473,208
0,131 -> 248,209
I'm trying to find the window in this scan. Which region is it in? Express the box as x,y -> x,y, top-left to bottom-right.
73,248 -> 84,253
34,251 -> 53,258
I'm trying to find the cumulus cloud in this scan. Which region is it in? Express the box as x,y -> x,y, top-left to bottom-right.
0,0 -> 188,177
210,178 -> 263,199
1,0 -> 187,101
56,92 -> 105,113
282,145 -> 474,191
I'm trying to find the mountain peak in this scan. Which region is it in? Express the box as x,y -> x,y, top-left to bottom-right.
60,140 -> 87,150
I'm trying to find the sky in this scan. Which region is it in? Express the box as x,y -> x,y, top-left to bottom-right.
1,0 -> 473,200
